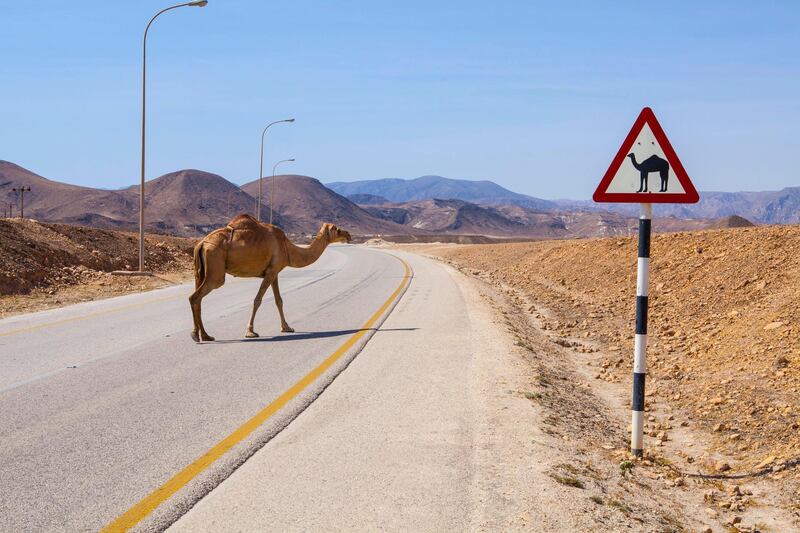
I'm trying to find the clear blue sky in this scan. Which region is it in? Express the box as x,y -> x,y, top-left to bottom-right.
1,1 -> 798,199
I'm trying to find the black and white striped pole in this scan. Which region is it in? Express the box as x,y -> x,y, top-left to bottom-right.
593,107 -> 700,455
631,202 -> 651,456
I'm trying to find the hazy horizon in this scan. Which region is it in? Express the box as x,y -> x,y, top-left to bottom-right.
2,2 -> 799,200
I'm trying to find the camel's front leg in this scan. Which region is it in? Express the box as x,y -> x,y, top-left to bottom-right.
245,268 -> 277,338
271,277 -> 294,333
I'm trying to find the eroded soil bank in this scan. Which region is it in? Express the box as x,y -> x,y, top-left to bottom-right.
413,224 -> 800,531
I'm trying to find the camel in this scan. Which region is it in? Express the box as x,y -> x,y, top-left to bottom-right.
627,153 -> 670,193
189,214 -> 352,342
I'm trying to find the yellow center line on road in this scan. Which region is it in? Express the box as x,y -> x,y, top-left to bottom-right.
0,293 -> 183,338
101,256 -> 412,533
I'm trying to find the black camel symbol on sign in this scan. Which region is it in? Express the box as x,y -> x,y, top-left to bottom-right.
627,153 -> 670,193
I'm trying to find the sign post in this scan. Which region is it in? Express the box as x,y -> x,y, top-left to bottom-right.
593,107 -> 699,457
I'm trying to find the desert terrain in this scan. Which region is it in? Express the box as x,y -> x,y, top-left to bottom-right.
3,217 -> 800,531
411,224 -> 800,531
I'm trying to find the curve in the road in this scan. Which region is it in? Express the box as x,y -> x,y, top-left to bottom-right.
101,255 -> 412,533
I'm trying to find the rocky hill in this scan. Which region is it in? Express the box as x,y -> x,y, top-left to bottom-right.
347,193 -> 391,205
361,196 -> 721,239
239,175 -> 409,235
1,162 -> 403,237
122,169 -> 258,236
0,160 -> 136,227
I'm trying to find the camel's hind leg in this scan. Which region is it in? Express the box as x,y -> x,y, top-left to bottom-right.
189,245 -> 226,342
245,267 -> 278,338
271,277 -> 294,333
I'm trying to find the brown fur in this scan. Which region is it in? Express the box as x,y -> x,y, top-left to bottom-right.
189,214 -> 352,342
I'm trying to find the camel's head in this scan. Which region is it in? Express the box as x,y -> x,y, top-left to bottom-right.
320,223 -> 352,244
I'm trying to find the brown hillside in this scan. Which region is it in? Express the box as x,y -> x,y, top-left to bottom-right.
123,169 -> 260,236
0,160 -> 135,226
710,214 -> 756,229
240,175 -> 408,235
430,225 -> 800,473
364,199 -> 545,237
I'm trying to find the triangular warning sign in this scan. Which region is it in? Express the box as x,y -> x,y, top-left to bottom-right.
593,107 -> 699,204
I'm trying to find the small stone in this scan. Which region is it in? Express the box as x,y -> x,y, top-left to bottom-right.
704,508 -> 718,519
715,461 -> 731,472
764,321 -> 784,331
713,422 -> 725,432
772,356 -> 789,370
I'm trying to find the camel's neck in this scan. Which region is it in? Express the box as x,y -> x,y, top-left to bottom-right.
285,234 -> 329,268
628,154 -> 640,170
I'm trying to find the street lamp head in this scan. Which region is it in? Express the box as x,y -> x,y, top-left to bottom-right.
288,158 -> 296,162
286,118 -> 295,123
188,0 -> 208,6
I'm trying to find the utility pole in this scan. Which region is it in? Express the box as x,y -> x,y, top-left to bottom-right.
12,186 -> 31,219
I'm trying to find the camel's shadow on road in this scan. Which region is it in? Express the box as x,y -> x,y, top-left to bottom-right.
212,327 -> 419,343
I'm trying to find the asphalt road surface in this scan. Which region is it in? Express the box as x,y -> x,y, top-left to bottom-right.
0,244 -> 410,532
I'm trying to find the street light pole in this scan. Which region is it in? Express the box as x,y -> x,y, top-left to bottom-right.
257,118 -> 294,221
270,158 -> 295,226
138,0 -> 207,273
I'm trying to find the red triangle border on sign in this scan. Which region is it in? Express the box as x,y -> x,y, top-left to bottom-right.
593,107 -> 699,204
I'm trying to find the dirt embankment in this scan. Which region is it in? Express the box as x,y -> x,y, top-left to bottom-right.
0,219 -> 195,317
422,225 -> 800,523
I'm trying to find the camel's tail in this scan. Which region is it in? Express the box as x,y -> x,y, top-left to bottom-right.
193,242 -> 206,289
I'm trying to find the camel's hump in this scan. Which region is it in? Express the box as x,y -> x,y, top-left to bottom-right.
227,213 -> 263,231
226,213 -> 285,237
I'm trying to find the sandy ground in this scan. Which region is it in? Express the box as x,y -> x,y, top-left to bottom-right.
410,237 -> 800,533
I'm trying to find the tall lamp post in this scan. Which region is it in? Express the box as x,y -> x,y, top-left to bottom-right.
137,0 -> 207,273
257,118 -> 294,221
270,158 -> 295,226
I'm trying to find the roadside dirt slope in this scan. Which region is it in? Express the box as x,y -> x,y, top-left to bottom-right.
0,219 -> 194,316
430,225 -> 800,470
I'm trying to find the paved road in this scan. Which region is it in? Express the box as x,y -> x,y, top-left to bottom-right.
168,250 -> 486,532
0,244 -> 409,532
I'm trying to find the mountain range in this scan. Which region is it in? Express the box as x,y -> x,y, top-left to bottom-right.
581,189 -> 800,225
0,160 -> 777,240
330,175 -> 800,225
327,175 -> 556,210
